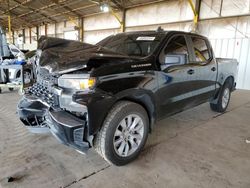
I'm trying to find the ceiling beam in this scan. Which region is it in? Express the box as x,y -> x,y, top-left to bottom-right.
17,0 -> 69,18
125,0 -> 168,9
1,0 -> 33,15
88,0 -> 99,4
28,4 -> 97,24
11,0 -> 57,22
50,0 -> 83,17
110,0 -> 124,10
0,7 -> 35,28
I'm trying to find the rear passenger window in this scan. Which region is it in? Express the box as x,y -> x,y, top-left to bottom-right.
191,37 -> 211,62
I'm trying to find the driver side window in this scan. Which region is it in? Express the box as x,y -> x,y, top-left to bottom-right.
162,35 -> 189,65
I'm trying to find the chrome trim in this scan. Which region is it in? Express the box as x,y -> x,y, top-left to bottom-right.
59,74 -> 90,79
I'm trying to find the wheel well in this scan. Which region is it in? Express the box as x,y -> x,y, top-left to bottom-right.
224,76 -> 234,91
210,76 -> 234,103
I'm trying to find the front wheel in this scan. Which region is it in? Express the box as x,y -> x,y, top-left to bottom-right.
94,101 -> 149,166
210,82 -> 231,112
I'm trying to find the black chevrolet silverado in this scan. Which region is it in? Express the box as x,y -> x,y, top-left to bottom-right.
17,30 -> 238,165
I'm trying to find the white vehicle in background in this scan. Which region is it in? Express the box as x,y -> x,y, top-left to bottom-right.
6,44 -> 27,84
8,44 -> 25,58
8,43 -> 25,59
1,27 -> 35,91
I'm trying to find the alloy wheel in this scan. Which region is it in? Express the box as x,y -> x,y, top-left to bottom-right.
113,114 -> 144,157
222,88 -> 230,109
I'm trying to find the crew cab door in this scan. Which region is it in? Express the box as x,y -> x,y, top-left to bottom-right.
186,35 -> 217,104
156,34 -> 196,118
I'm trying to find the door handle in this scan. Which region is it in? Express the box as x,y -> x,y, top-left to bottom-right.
187,69 -> 194,75
211,67 -> 216,71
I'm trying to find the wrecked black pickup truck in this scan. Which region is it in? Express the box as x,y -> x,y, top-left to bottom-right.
17,30 -> 238,165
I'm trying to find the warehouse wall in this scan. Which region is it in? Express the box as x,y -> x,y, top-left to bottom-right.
84,13 -> 121,43
11,0 -> 250,45
7,0 -> 250,89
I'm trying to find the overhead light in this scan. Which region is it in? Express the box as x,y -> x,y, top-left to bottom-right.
100,3 -> 110,13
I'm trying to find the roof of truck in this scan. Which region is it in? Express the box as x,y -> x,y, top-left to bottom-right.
111,30 -> 206,39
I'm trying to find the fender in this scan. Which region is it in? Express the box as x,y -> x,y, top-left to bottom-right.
73,72 -> 158,136
211,75 -> 235,104
115,88 -> 157,132
74,88 -> 157,136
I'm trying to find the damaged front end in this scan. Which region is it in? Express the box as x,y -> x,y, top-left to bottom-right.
17,36 -> 128,154
17,67 -> 91,153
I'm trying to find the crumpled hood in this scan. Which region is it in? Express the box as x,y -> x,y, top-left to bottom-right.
37,36 -> 134,74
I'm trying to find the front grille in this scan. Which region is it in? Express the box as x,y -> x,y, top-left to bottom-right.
38,68 -> 58,85
27,83 -> 59,107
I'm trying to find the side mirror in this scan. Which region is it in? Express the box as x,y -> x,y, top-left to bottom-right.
164,54 -> 187,65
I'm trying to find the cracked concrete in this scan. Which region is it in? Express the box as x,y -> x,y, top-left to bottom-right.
63,165 -> 111,188
0,89 -> 250,188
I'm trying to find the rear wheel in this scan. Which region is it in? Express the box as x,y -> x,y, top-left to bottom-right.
210,82 -> 231,112
94,101 -> 149,166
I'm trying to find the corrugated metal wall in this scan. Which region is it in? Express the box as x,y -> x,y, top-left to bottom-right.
210,38 -> 250,90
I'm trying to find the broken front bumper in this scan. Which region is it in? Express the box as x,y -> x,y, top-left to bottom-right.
17,95 -> 90,153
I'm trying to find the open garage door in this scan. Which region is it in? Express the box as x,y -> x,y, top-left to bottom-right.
210,38 -> 250,90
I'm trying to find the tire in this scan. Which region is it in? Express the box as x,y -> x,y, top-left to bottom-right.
210,82 -> 231,112
9,88 -> 14,91
94,101 -> 149,166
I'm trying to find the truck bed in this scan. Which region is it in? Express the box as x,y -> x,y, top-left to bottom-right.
216,58 -> 238,87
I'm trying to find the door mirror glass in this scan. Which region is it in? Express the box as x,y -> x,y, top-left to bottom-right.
161,53 -> 187,71
164,54 -> 186,65
165,55 -> 179,64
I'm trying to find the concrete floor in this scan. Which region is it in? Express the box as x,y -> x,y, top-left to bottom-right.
0,90 -> 250,188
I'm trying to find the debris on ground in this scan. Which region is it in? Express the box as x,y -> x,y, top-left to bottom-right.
7,176 -> 15,182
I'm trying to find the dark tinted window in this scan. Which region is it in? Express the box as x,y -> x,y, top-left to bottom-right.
97,34 -> 164,57
165,35 -> 188,55
191,37 -> 210,62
